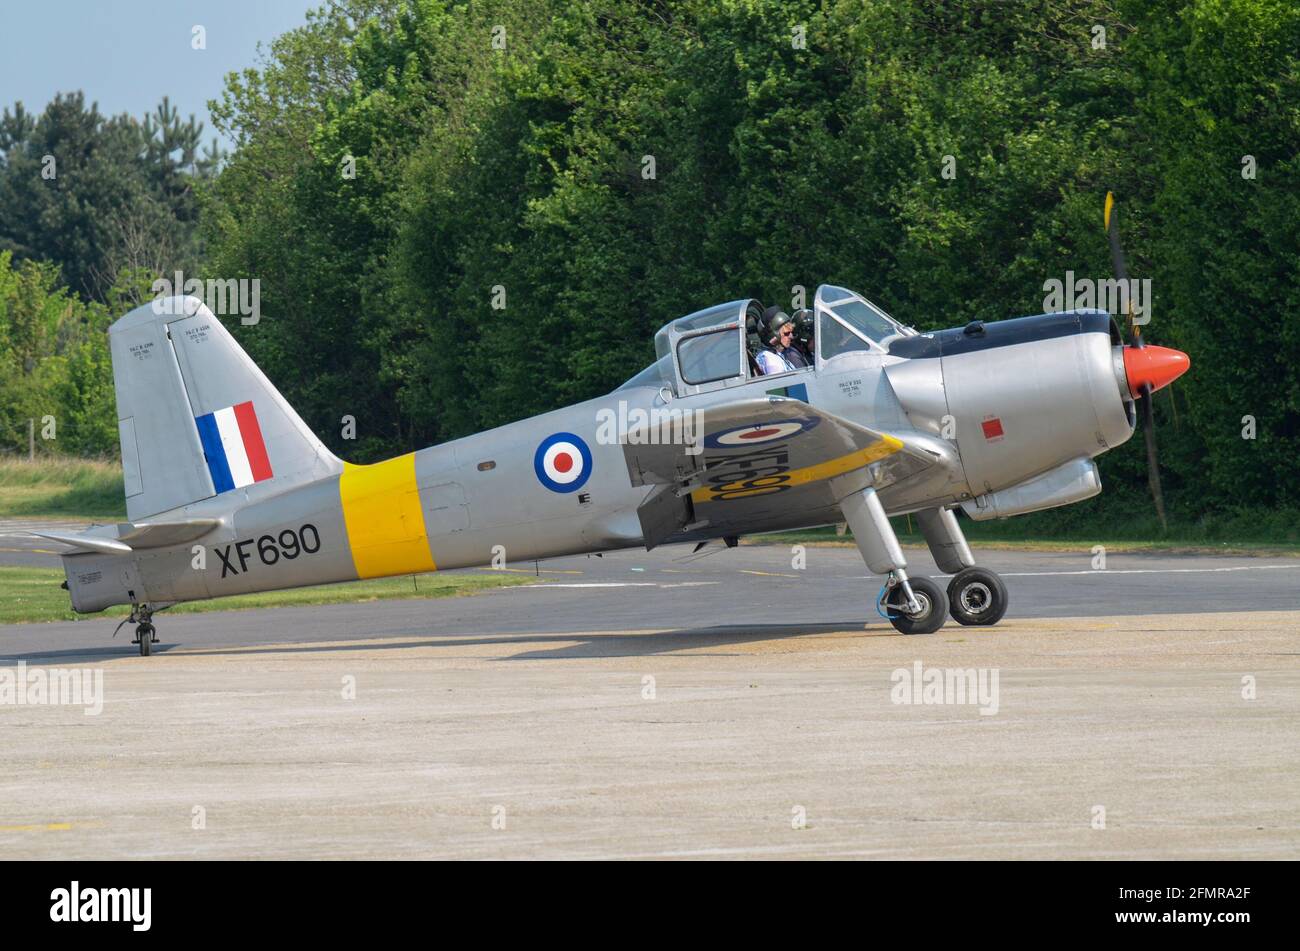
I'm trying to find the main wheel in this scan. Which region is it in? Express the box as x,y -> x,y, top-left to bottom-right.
887,576 -> 948,635
137,623 -> 154,656
947,567 -> 1008,626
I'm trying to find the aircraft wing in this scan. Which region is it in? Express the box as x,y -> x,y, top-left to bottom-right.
622,396 -> 939,546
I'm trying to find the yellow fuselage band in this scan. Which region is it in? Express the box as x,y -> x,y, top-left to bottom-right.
339,455 -> 437,578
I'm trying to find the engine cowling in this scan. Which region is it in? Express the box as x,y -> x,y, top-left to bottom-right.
885,310 -> 1134,505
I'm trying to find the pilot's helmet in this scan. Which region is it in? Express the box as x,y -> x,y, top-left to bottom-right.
792,309 -> 814,339
763,306 -> 792,345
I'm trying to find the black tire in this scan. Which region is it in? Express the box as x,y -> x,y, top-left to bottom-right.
138,623 -> 154,656
888,576 -> 948,635
947,567 -> 1008,626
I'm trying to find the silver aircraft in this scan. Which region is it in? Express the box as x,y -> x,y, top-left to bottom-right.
41,283 -> 1189,654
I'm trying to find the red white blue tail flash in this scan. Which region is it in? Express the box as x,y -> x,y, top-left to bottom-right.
195,401 -> 273,493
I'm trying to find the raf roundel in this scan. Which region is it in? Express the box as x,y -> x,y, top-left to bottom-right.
534,432 -> 593,493
704,417 -> 821,449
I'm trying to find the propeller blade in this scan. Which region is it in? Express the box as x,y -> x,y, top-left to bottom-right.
1140,383 -> 1168,532
1104,191 -> 1142,347
1108,192 -> 1175,531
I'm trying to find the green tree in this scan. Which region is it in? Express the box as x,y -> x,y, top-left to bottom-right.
0,250 -> 117,456
0,92 -> 221,301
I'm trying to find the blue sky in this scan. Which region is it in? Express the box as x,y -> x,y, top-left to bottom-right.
0,0 -> 321,149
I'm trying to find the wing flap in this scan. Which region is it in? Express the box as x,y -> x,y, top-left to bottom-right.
636,483 -> 692,550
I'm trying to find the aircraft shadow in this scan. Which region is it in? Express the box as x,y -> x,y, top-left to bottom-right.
0,621 -> 906,666
0,643 -> 181,665
16,622 -> 882,665
488,622 -> 891,660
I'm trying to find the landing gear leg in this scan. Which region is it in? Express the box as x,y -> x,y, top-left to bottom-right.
128,603 -> 157,656
836,483 -> 947,635
916,506 -> 1009,626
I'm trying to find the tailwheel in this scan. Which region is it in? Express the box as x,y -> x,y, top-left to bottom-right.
884,576 -> 948,635
136,623 -> 156,656
947,567 -> 1009,626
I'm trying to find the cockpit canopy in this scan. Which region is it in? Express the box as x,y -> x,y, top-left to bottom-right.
618,285 -> 913,395
814,285 -> 912,354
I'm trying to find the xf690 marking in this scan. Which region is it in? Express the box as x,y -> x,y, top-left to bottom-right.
214,524 -> 321,578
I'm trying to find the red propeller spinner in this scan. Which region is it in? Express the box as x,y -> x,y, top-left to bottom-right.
1122,344 -> 1190,398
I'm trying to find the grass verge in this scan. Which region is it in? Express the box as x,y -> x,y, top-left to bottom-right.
0,458 -> 125,519
0,567 -> 536,625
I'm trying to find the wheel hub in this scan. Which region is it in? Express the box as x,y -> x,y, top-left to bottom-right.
907,592 -> 932,620
960,581 -> 992,615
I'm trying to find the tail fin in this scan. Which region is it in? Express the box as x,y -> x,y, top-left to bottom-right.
110,295 -> 341,520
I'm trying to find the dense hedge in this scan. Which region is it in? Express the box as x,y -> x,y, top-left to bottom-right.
3,1 -> 1297,533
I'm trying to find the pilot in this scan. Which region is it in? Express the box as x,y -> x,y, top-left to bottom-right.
756,309 -> 801,374
791,309 -> 815,365
745,311 -> 764,376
